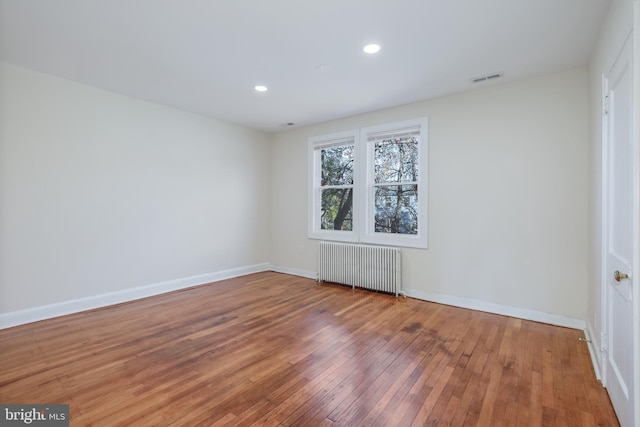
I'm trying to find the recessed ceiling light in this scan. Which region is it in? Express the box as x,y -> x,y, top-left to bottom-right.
363,44 -> 381,54
254,85 -> 268,92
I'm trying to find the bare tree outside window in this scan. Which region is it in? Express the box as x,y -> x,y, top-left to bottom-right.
373,137 -> 419,234
320,145 -> 353,231
309,118 -> 427,248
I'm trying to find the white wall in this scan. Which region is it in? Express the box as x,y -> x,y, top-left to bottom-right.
587,0 -> 634,375
0,57 -> 594,329
270,68 -> 589,324
0,63 -> 270,318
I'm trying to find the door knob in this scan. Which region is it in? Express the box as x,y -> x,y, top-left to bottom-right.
614,270 -> 629,282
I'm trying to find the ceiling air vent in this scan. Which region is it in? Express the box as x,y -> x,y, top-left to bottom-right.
471,72 -> 503,83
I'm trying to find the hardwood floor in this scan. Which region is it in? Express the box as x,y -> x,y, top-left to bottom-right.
0,272 -> 618,426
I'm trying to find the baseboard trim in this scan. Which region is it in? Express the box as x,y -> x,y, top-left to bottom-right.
585,320 -> 603,381
402,287 -> 586,330
1,265 -> 587,334
0,263 -> 271,330
270,265 -> 318,280
268,267 -> 587,330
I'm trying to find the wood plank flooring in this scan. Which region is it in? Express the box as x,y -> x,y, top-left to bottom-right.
0,272 -> 618,426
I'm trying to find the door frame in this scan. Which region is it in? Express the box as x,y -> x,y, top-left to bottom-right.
633,3 -> 640,425
600,18 -> 639,425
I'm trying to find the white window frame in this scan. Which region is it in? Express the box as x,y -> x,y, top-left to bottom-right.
308,118 -> 428,249
307,129 -> 360,242
361,118 -> 428,248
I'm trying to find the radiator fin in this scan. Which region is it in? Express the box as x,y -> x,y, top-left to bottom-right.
318,242 -> 401,296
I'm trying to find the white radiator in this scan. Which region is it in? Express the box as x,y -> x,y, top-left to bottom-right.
318,242 -> 401,297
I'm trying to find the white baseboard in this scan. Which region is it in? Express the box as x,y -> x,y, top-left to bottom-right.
0,263 -> 271,330
402,287 -> 586,330
585,320 -> 603,381
270,265 -> 317,280
1,264 -> 588,334
269,267 -> 587,330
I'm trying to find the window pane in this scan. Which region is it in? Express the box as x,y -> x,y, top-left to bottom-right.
321,145 -> 354,186
374,137 -> 419,183
321,188 -> 353,231
374,185 -> 418,234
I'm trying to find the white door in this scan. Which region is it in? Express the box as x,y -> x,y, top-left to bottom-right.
604,34 -> 634,427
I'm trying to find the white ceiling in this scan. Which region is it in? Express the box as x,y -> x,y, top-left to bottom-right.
0,0 -> 609,132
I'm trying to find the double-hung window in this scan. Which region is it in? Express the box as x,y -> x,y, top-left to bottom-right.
308,118 -> 428,248
308,130 -> 360,242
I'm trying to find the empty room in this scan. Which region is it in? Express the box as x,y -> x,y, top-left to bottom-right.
0,0 -> 638,425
